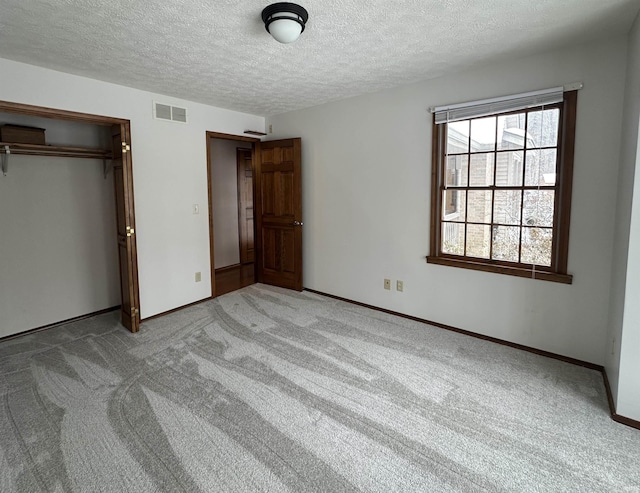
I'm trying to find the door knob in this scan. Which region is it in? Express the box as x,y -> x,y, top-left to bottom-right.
293,221 -> 303,226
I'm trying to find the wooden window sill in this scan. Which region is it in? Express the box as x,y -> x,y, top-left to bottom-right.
426,256 -> 573,284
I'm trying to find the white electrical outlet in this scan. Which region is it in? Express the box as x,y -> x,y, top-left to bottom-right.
195,272 -> 201,282
384,279 -> 391,290
396,280 -> 403,292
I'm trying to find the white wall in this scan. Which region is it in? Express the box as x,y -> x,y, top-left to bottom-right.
0,57 -> 265,324
0,116 -> 119,337
267,37 -> 627,365
211,138 -> 250,269
609,12 -> 640,422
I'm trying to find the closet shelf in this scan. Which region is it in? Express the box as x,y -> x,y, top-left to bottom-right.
0,142 -> 112,160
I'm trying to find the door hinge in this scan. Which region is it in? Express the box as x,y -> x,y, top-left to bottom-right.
131,307 -> 138,317
122,142 -> 131,153
126,226 -> 135,237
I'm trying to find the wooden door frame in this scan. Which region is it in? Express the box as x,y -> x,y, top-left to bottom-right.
205,131 -> 260,297
112,121 -> 141,332
0,99 -> 141,330
236,147 -> 254,265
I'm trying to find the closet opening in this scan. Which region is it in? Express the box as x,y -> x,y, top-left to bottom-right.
0,100 -> 140,338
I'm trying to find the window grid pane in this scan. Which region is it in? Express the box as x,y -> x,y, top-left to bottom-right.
441,222 -> 465,255
467,190 -> 493,224
442,190 -> 467,221
469,153 -> 495,187
493,190 -> 522,225
491,225 -> 521,262
466,224 -> 491,259
521,227 -> 553,266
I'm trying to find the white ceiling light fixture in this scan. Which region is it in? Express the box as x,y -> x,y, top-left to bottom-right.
261,3 -> 309,44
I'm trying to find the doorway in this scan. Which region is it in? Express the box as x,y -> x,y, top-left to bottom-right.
206,132 -> 304,296
206,132 -> 259,297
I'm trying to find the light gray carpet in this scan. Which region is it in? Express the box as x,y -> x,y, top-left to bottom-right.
1,284 -> 638,492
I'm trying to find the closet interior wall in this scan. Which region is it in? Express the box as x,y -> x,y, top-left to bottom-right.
0,113 -> 120,338
210,138 -> 252,269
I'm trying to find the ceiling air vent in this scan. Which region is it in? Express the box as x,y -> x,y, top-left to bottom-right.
153,101 -> 188,123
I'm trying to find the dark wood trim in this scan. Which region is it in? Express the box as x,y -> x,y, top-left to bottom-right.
602,368 -> 640,430
140,296 -> 214,322
429,114 -> 440,255
304,288 -> 600,369
603,367 -> 617,418
293,137 -> 303,291
206,134 -> 216,297
254,141 -> 264,283
610,409 -> 640,429
237,148 -> 245,265
556,90 -> 577,274
251,147 -> 259,283
0,306 -> 121,343
123,121 -> 141,331
206,131 -> 261,143
0,100 -> 128,125
214,262 -> 256,297
426,255 -> 573,284
215,263 -> 242,274
236,147 -> 254,265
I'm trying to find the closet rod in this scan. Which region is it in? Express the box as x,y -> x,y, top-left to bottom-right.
0,143 -> 113,176
0,143 -> 111,158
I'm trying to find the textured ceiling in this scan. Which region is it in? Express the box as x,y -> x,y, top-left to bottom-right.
0,0 -> 638,116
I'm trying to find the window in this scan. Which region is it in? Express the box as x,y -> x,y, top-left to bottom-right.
427,90 -> 577,283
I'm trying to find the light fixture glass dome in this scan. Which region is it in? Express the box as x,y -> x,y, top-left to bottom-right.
268,15 -> 303,43
262,3 -> 308,44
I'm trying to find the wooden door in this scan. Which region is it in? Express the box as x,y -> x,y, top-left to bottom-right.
237,148 -> 255,264
255,138 -> 303,291
112,123 -> 141,332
